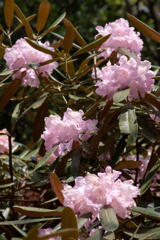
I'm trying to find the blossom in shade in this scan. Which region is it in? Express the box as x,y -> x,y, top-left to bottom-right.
92,56 -> 155,100
41,108 -> 98,163
0,129 -> 14,154
4,38 -> 58,87
39,228 -> 59,240
95,18 -> 143,58
62,166 -> 140,220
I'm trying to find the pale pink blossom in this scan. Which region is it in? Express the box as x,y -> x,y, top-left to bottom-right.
62,166 -> 140,220
4,38 -> 58,87
39,228 -> 59,240
95,18 -> 143,58
0,129 -> 14,154
41,108 -> 98,163
92,56 -> 155,100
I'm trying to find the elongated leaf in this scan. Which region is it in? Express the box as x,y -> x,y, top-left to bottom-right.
4,0 -> 14,28
26,38 -> 55,56
0,217 -> 57,225
14,4 -> 33,38
125,226 -> 160,240
113,89 -> 129,103
88,229 -> 103,240
131,206 -> 160,221
127,13 -> 160,43
0,78 -> 21,110
63,19 -> 75,52
36,0 -> 50,32
100,207 -> 119,232
73,34 -> 110,56
62,207 -> 78,240
32,146 -> 57,172
119,109 -> 138,144
140,161 -> 160,195
63,18 -> 86,47
145,93 -> 160,111
12,14 -> 36,34
13,206 -> 62,217
50,172 -> 64,204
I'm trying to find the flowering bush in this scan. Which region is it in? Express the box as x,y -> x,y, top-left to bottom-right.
1,0 -> 160,239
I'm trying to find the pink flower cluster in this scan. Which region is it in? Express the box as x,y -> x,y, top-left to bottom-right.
41,108 -> 98,163
4,38 -> 58,87
92,56 -> 155,100
62,166 -> 139,220
0,129 -> 14,154
96,18 -> 143,58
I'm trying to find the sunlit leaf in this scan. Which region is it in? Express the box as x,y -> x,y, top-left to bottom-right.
127,13 -> 160,43
50,172 -> 64,204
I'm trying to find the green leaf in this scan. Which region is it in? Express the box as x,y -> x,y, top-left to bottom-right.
88,229 -> 103,240
32,146 -> 57,172
0,217 -> 58,225
73,34 -> 110,56
127,13 -> 160,43
140,161 -> 160,195
124,226 -> 160,240
119,109 -> 138,144
100,207 -> 119,232
13,206 -> 62,217
131,206 -> 160,221
113,89 -> 129,103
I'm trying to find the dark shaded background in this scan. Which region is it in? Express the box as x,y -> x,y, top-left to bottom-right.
0,0 -> 160,63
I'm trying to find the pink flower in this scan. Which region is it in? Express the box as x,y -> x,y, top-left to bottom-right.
39,228 -> 59,240
41,108 -> 98,163
92,56 -> 155,100
62,166 -> 140,220
4,38 -> 58,87
95,18 -> 143,58
0,129 -> 14,154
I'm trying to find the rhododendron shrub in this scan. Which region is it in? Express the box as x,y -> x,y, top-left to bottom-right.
1,0 -> 160,239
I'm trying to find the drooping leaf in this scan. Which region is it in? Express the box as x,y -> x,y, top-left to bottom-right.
100,207 -> 119,232
37,228 -> 79,240
36,0 -> 50,32
13,206 -> 62,217
0,217 -> 58,225
4,0 -> 14,28
14,4 -> 33,38
73,34 -> 110,56
50,172 -> 64,204
127,13 -> 160,43
115,160 -> 141,170
141,161 -> 160,195
131,206 -> 160,221
12,14 -> 36,34
0,78 -> 21,110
